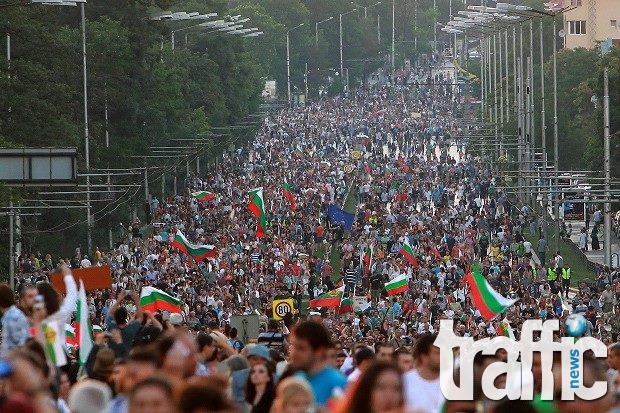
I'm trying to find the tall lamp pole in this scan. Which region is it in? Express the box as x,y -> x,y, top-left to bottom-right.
391,0 -> 395,69
79,2 -> 92,254
552,15 -> 559,253
340,9 -> 356,88
287,23 -> 304,107
433,0 -> 437,52
315,16 -> 333,47
604,67 -> 611,266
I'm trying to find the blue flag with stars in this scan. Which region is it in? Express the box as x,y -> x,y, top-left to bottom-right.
328,204 -> 355,231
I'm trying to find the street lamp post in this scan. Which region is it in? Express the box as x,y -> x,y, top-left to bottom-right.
434,0 -> 437,52
287,23 -> 304,107
604,67 -> 611,265
315,16 -> 333,47
552,14 -> 560,252
351,1 -> 381,19
339,9 -> 356,90
80,1 -> 91,254
391,0 -> 395,69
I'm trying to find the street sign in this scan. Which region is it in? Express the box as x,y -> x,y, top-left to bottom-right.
272,298 -> 294,320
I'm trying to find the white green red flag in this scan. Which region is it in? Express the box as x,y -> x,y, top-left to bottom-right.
282,180 -> 297,210
319,161 -> 331,170
465,272 -> 518,321
77,279 -> 93,366
295,145 -> 304,158
171,231 -> 217,261
65,323 -> 75,339
497,318 -> 515,340
191,191 -> 216,202
309,286 -> 344,308
337,297 -> 354,314
140,286 -> 182,313
65,323 -> 78,347
248,187 -> 268,238
400,238 -> 419,268
384,275 -> 409,296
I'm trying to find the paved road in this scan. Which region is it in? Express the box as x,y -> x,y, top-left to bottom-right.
565,219 -> 620,268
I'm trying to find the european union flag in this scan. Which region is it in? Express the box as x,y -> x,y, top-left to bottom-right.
328,204 -> 355,231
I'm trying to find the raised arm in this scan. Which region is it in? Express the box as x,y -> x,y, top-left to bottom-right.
55,266 -> 78,322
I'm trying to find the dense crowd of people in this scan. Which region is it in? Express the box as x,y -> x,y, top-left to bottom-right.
3,60 -> 620,413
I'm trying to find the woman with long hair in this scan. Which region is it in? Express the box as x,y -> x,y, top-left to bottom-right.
337,362 -> 404,413
245,361 -> 276,413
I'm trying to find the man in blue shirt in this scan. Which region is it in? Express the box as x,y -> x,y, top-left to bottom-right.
289,321 -> 347,408
0,284 -> 30,358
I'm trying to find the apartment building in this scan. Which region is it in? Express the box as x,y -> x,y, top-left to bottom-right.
562,0 -> 620,49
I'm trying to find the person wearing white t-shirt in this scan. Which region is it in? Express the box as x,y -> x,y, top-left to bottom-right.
80,256 -> 92,268
404,334 -> 443,413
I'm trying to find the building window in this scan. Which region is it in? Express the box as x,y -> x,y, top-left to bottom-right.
612,20 -> 618,29
568,20 -> 587,35
571,0 -> 582,5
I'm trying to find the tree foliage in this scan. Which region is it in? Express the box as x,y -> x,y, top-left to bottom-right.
0,0 -> 265,261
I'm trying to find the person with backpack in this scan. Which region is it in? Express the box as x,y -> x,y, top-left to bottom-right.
229,327 -> 245,353
257,319 -> 286,354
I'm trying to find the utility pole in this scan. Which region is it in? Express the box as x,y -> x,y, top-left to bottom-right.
104,81 -> 112,250
144,157 -> 149,202
81,2 -> 92,254
340,13 -> 344,79
433,0 -> 437,52
552,15 -> 560,253
391,0 -> 395,69
9,199 -> 14,290
539,17 -> 547,237
287,30 -> 291,106
604,67 -> 611,266
286,23 -> 304,106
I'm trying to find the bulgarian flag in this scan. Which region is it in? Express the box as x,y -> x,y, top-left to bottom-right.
92,325 -> 103,336
465,272 -> 518,321
362,245 -> 373,275
282,180 -> 297,210
309,286 -> 344,308
337,297 -> 354,314
172,231 -> 217,261
400,238 -> 420,268
319,161 -> 331,170
65,323 -> 78,347
65,323 -> 75,339
191,191 -> 216,202
385,275 -> 409,296
77,280 -> 93,366
140,286 -> 182,313
497,318 -> 516,340
295,145 -> 304,158
248,187 -> 268,238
